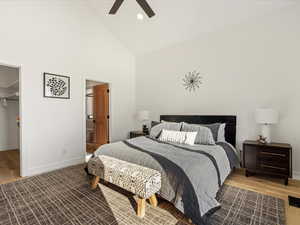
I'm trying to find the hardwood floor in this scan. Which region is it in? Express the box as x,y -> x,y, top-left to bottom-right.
0,151 -> 299,225
0,149 -> 20,184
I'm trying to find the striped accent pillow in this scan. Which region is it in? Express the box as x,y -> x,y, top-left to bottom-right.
181,123 -> 215,145
158,129 -> 197,145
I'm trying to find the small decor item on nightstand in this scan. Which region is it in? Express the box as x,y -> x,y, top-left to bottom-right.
257,135 -> 267,144
255,109 -> 279,143
137,110 -> 150,135
44,73 -> 70,99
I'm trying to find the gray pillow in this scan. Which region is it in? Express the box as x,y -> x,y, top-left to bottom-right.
202,123 -> 226,142
151,121 -> 161,128
150,121 -> 182,139
181,122 -> 215,145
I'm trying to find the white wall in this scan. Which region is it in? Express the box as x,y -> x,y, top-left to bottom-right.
136,6 -> 300,176
0,0 -> 135,176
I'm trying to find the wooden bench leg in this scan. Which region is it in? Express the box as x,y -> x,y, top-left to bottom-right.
137,197 -> 146,218
149,194 -> 158,207
91,176 -> 100,189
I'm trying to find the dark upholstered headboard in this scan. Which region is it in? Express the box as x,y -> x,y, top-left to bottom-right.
160,115 -> 237,147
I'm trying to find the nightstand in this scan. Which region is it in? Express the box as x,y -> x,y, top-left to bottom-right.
130,131 -> 147,139
243,140 -> 292,185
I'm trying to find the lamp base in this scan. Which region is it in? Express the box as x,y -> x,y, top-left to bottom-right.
142,125 -> 149,135
261,124 -> 271,143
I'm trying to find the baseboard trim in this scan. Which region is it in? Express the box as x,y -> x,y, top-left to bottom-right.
293,171 -> 300,180
27,156 -> 85,177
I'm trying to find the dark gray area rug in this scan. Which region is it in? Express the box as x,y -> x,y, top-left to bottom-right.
0,165 -> 285,225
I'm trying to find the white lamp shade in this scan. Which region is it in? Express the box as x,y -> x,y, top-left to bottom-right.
137,110 -> 149,122
256,109 -> 279,124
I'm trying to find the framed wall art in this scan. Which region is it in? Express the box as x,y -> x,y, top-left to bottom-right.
43,73 -> 70,99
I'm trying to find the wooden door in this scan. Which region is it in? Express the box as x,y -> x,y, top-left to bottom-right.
93,84 -> 109,147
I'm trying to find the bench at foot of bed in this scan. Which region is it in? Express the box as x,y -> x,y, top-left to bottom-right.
91,175 -> 158,218
88,155 -> 161,218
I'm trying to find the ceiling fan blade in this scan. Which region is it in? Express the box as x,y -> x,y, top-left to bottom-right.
109,0 -> 125,14
136,0 -> 155,18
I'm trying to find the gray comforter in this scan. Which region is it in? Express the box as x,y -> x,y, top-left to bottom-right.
93,136 -> 239,225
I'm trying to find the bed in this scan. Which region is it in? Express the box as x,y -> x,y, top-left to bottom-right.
92,115 -> 239,225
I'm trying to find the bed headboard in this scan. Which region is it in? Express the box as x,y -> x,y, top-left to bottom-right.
160,115 -> 237,147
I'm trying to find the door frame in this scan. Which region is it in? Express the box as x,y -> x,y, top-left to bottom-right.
83,78 -> 111,157
0,61 -> 24,176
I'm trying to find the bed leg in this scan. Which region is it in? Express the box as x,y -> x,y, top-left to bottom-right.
91,176 -> 100,189
137,197 -> 146,218
149,194 -> 158,207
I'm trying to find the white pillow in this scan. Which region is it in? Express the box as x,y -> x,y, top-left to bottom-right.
159,129 -> 197,145
217,123 -> 226,142
184,131 -> 198,145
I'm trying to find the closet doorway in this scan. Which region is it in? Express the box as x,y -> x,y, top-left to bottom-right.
0,64 -> 20,183
85,80 -> 110,158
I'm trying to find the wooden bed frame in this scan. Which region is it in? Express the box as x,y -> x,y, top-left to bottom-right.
160,115 -> 237,147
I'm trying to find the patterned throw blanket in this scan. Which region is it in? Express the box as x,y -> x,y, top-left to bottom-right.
92,136 -> 239,225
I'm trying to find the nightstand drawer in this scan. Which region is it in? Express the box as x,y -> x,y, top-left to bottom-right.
258,148 -> 289,166
258,150 -> 288,158
258,148 -> 288,157
259,163 -> 288,175
258,156 -> 289,167
258,149 -> 289,164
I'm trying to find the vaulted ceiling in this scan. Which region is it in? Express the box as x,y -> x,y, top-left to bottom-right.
88,0 -> 296,55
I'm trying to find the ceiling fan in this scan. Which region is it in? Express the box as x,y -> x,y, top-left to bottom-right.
109,0 -> 155,18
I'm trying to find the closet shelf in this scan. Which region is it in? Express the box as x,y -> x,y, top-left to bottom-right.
0,92 -> 19,100
1,80 -> 19,89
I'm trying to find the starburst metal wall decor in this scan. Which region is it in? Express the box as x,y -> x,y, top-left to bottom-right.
182,70 -> 203,92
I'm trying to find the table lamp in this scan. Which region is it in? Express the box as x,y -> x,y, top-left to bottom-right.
137,110 -> 150,134
256,109 -> 279,143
